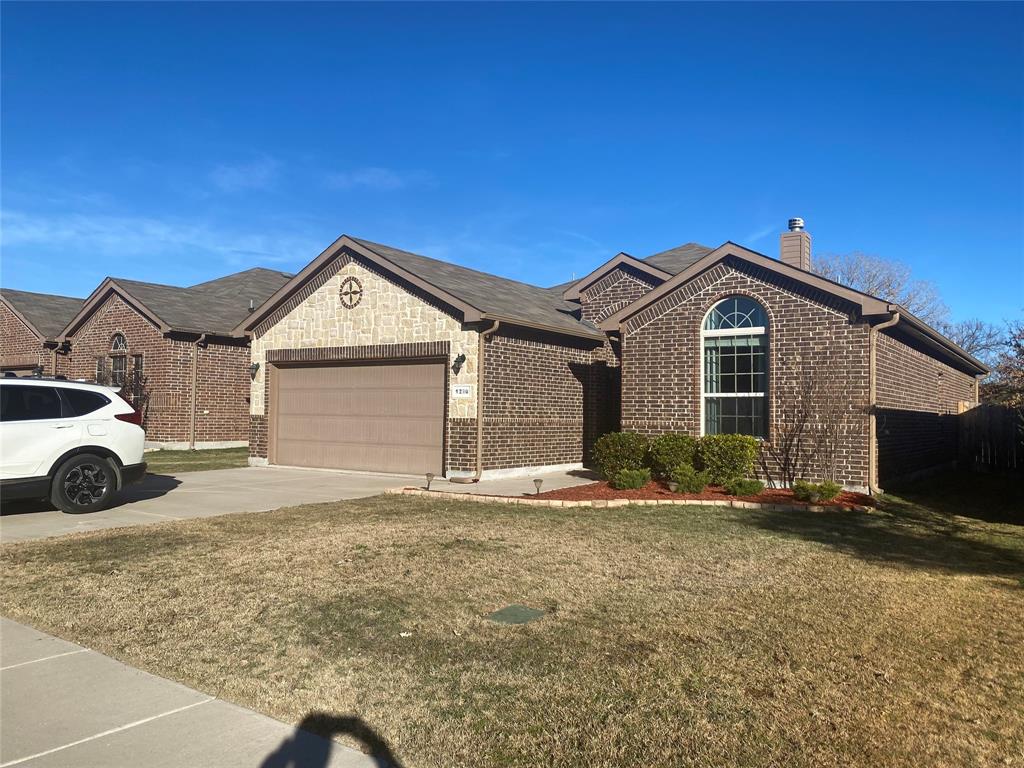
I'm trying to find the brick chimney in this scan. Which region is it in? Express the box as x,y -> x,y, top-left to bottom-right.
779,217 -> 811,271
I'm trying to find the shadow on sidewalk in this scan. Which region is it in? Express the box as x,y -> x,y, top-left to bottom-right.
259,711 -> 403,768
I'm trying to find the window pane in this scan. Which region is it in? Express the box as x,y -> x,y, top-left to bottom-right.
110,356 -> 126,386
0,386 -> 62,421
704,395 -> 767,439
62,388 -> 110,416
704,296 -> 767,330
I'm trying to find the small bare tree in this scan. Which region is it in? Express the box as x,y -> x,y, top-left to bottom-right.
759,351 -> 854,487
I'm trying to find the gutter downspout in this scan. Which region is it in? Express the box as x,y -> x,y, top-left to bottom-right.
450,320 -> 500,483
868,311 -> 900,495
188,333 -> 208,451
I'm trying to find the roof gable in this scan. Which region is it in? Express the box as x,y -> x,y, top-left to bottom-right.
0,288 -> 84,340
58,268 -> 294,339
561,253 -> 671,301
238,235 -> 604,340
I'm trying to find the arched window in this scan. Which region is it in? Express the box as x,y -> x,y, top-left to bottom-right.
702,296 -> 768,438
109,334 -> 128,385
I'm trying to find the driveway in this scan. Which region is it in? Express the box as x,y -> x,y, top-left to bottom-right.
0,466 -> 595,543
0,467 -> 411,543
0,617 -> 379,767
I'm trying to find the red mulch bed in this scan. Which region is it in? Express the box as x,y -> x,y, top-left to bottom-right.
531,480 -> 874,508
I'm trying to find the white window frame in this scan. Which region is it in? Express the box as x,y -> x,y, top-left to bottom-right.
700,298 -> 769,438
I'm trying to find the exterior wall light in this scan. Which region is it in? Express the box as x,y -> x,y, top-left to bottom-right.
451,353 -> 466,374
249,362 -> 260,379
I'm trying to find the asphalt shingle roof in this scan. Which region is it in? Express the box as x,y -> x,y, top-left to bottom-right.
1,288 -> 84,339
112,267 -> 293,335
352,238 -> 600,337
642,242 -> 714,274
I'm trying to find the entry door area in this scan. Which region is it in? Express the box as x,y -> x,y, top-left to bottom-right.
271,360 -> 445,475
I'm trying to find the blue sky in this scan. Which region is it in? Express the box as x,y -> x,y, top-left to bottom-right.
2,2 -> 1021,324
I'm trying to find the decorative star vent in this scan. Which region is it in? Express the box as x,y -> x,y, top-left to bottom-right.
339,276 -> 364,309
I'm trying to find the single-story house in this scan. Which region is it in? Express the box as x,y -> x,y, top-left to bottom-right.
237,222 -> 987,491
1,289 -> 84,375
44,268 -> 291,448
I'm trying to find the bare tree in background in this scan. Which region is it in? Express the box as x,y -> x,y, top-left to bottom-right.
937,318 -> 1006,369
983,318 -> 1024,408
813,251 -> 950,326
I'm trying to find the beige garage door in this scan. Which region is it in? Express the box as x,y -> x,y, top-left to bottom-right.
272,361 -> 445,475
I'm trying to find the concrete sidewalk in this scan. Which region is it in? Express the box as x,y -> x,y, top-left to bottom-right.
0,617 -> 380,767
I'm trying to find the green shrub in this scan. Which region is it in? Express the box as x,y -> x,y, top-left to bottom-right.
593,432 -> 649,479
792,479 -> 844,503
817,480 -> 843,502
669,463 -> 711,494
610,467 -> 651,490
647,433 -> 699,480
723,477 -> 765,496
697,434 -> 759,485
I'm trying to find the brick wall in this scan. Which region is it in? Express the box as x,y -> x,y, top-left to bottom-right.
482,327 -> 615,470
63,293 -> 250,445
0,302 -> 51,373
875,331 -> 977,484
621,259 -> 872,487
579,267 -> 660,325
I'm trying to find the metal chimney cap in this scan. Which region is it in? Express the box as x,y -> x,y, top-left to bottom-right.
788,217 -> 805,232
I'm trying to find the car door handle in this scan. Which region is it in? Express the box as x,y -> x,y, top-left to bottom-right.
50,424 -> 76,429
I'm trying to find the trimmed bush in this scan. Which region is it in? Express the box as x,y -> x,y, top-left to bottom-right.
593,432 -> 649,479
792,479 -> 844,503
697,434 -> 759,485
817,480 -> 843,502
723,477 -> 765,497
647,433 -> 699,480
669,463 -> 711,494
610,467 -> 651,490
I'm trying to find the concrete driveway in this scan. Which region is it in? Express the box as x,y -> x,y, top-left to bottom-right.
0,465 -> 595,544
0,466 -> 411,543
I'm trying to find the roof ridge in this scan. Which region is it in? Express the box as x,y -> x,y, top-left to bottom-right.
1,287 -> 84,302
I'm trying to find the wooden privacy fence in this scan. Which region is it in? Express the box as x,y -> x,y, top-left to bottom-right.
959,404 -> 1023,473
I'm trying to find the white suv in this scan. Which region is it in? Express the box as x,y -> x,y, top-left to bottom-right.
0,377 -> 147,514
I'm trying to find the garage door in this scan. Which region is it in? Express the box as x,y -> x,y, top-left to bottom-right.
272,361 -> 445,475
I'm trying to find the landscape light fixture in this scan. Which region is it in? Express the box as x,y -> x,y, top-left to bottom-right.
425,472 -> 434,491
31,365 -> 43,378
533,478 -> 543,495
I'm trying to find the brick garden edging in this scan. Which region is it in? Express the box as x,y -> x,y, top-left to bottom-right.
385,487 -> 872,514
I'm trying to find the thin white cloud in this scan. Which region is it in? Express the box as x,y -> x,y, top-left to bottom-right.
0,209 -> 317,270
209,157 -> 279,192
324,167 -> 433,191
742,224 -> 777,246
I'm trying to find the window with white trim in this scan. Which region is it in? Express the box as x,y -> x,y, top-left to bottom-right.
702,296 -> 768,438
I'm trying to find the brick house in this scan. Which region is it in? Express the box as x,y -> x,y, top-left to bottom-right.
52,268 -> 292,448
238,225 -> 987,491
1,289 -> 83,375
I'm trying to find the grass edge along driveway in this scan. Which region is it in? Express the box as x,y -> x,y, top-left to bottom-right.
2,473 -> 1021,768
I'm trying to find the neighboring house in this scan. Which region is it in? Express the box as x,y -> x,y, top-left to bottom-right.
237,223 -> 987,491
52,268 -> 292,448
0,289 -> 84,375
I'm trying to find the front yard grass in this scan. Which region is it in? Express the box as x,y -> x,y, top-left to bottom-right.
144,446 -> 249,474
1,473 -> 1022,767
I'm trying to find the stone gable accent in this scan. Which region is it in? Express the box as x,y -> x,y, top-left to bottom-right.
250,257 -> 479,419
621,260 -> 871,487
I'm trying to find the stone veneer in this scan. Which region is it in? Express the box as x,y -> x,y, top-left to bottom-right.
250,256 -> 480,419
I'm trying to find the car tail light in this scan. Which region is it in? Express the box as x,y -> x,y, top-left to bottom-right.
113,391 -> 143,427
115,409 -> 143,427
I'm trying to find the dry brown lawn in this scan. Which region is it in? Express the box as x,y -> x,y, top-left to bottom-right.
2,473 -> 1022,767
144,446 -> 249,474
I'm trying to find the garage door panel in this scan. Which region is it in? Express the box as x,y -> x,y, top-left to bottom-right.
273,361 -> 444,475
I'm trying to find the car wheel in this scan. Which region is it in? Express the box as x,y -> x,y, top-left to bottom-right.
51,455 -> 116,514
